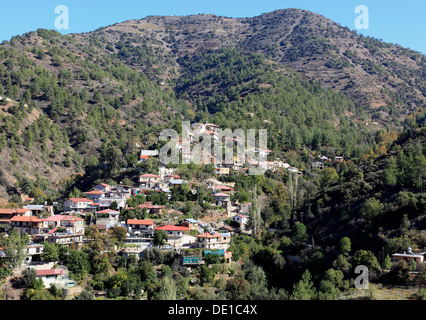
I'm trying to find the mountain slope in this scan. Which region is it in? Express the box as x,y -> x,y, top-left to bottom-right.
0,8 -> 424,202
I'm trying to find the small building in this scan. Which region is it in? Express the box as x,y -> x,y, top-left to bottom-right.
44,215 -> 85,234
287,166 -> 300,174
233,214 -> 248,227
34,233 -> 84,247
140,150 -> 159,157
98,197 -> 126,210
168,179 -> 188,189
35,269 -> 66,288
392,251 -> 425,263
164,174 -> 181,183
127,219 -> 155,236
0,209 -> 19,226
155,225 -> 190,247
138,202 -> 166,215
194,232 -> 231,250
9,216 -> 46,235
213,193 -> 231,206
218,225 -> 237,235
94,183 -> 112,193
84,190 -> 105,203
239,202 -> 252,215
319,156 -> 331,162
180,219 -> 200,230
311,161 -> 325,170
139,174 -> 161,189
211,185 -> 234,193
23,205 -> 53,217
215,167 -> 230,176
63,198 -> 92,212
25,244 -> 44,263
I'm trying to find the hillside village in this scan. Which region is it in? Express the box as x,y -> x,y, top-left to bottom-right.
0,7 -> 424,302
1,121 -> 424,301
0,121 -> 360,298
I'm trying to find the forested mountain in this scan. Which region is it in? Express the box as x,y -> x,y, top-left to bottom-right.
0,8 -> 424,203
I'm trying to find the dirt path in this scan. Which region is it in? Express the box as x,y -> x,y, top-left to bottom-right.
1,276 -> 24,300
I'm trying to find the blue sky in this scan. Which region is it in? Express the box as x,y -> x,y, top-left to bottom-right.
1,0 -> 425,54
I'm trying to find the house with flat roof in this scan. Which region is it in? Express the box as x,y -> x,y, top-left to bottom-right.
98,197 -> 126,210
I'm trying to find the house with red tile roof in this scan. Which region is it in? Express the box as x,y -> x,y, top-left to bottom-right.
127,219 -> 155,235
84,190 -> 105,203
0,209 -> 17,226
63,198 -> 94,213
155,225 -> 191,246
44,215 -> 84,234
94,183 -> 112,193
9,216 -> 46,235
233,214 -> 249,227
35,268 -> 66,288
194,232 -> 231,250
139,174 -> 161,189
138,202 -> 166,215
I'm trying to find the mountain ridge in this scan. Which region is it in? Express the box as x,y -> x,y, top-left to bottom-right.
0,8 -> 424,202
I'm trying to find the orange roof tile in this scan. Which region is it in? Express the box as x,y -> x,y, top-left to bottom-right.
127,219 -> 154,226
156,225 -> 190,231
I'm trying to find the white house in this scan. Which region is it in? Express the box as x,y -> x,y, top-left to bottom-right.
63,198 -> 92,212
98,197 -> 126,210
194,232 -> 231,250
35,269 -> 66,288
127,219 -> 155,236
233,214 -> 248,227
94,183 -> 112,193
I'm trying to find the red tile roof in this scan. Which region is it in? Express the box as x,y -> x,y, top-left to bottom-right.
36,269 -> 65,276
138,203 -> 166,209
99,183 -> 111,187
15,209 -> 31,214
9,216 -> 43,222
156,225 -> 190,231
213,193 -> 231,197
0,209 -> 15,214
44,215 -> 83,222
48,227 -> 58,234
140,174 -> 160,178
195,232 -> 222,238
140,155 -> 149,160
97,209 -> 119,214
68,198 -> 91,202
84,190 -> 105,195
127,219 -> 154,226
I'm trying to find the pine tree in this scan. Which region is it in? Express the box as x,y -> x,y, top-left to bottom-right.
291,270 -> 316,300
382,255 -> 392,270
